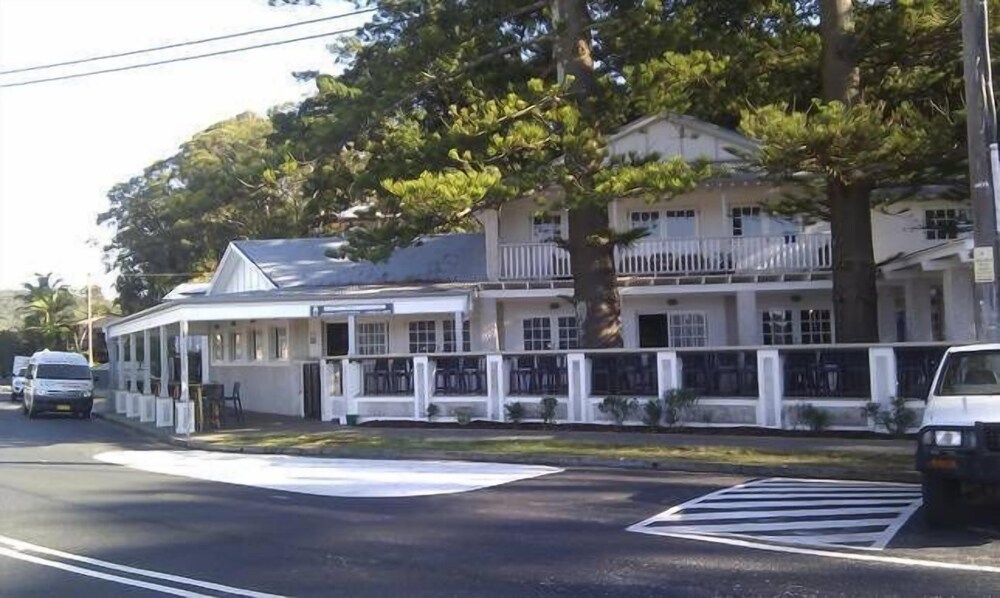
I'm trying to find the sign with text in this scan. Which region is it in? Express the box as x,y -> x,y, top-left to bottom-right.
310,303 -> 393,317
974,246 -> 995,283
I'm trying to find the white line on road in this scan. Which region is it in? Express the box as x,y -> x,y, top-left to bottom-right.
0,534 -> 286,597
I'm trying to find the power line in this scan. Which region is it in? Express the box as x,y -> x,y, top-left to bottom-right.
0,25 -> 369,88
0,7 -> 377,76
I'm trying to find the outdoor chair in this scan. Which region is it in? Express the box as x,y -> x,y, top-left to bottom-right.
222,382 -> 244,423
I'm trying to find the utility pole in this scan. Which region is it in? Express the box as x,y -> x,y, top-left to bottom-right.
961,0 -> 1000,341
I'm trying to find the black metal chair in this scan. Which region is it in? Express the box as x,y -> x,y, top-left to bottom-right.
222,382 -> 243,423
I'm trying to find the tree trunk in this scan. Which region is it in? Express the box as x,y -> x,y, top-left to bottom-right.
820,0 -> 877,342
828,180 -> 879,342
553,0 -> 623,348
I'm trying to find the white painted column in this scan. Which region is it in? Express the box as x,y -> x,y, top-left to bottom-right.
142,329 -> 152,393
412,356 -> 430,420
485,353 -> 505,421
566,352 -> 587,423
756,349 -> 783,428
478,297 -> 500,352
158,326 -> 169,398
454,312 -> 465,352
128,333 -> 137,392
867,347 -> 897,431
345,359 -> 362,421
483,209 -> 500,281
942,267 -> 976,341
114,336 -> 127,414
735,290 -> 759,346
200,336 -> 210,383
178,321 -> 190,402
904,278 -> 933,341
656,350 -> 682,393
347,314 -> 357,355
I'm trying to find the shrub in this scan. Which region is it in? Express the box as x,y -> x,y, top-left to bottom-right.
861,396 -> 916,437
504,401 -> 526,424
426,403 -> 441,421
793,403 -> 831,432
453,406 -> 473,425
663,388 -> 698,426
539,397 -> 559,425
598,396 -> 638,426
641,399 -> 664,428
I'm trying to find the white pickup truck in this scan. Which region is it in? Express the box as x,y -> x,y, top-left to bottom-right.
916,343 -> 1000,525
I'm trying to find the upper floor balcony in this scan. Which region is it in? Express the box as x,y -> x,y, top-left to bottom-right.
498,233 -> 832,280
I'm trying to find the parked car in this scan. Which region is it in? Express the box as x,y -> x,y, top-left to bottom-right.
9,355 -> 29,401
916,343 -> 1000,525
22,350 -> 94,419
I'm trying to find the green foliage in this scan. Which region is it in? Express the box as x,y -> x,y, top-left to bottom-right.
793,403 -> 832,433
641,398 -> 664,429
598,396 -> 638,426
18,274 -> 77,351
538,396 -> 559,425
861,397 -> 917,437
663,388 -> 698,426
504,401 -> 526,424
426,402 -> 441,421
453,406 -> 473,425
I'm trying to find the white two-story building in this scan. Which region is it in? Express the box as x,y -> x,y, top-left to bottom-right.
104,113 -> 973,430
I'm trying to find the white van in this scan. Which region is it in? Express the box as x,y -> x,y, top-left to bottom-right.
10,355 -> 29,400
916,343 -> 1000,524
22,350 -> 94,419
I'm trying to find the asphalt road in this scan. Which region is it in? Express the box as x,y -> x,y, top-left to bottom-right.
2,398 -> 1000,597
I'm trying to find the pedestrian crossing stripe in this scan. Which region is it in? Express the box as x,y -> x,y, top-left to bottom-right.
627,477 -> 922,551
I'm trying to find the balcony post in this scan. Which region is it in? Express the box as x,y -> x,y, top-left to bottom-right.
345,359 -> 362,419
656,351 -> 681,395
756,349 -> 783,428
483,209 -> 500,281
486,353 -> 505,421
413,355 -> 430,420
867,347 -> 897,431
567,352 -> 587,423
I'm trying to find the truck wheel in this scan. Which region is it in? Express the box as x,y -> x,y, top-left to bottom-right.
922,474 -> 960,526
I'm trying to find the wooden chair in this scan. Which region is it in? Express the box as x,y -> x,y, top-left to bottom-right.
222,382 -> 243,423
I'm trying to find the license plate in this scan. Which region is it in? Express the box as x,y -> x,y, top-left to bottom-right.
56,405 -> 72,412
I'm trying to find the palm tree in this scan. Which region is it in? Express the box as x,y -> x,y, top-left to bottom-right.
19,273 -> 78,350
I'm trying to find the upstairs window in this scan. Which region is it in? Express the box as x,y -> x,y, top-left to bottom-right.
442,319 -> 472,353
925,208 -> 970,240
523,317 -> 553,351
557,316 -> 579,350
532,213 -> 562,242
357,322 -> 388,355
408,320 -> 437,353
800,309 -> 833,344
629,211 -> 660,236
732,206 -> 799,239
663,210 -> 697,238
668,312 -> 707,347
762,310 -> 795,345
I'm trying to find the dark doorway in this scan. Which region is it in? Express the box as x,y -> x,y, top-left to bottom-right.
303,362 -> 321,420
638,314 -> 669,348
325,323 -> 349,356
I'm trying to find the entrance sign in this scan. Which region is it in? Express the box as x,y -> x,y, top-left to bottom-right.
974,246 -> 995,283
310,304 -> 393,317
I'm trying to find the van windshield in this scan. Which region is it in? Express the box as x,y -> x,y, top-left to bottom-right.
36,364 -> 91,381
936,350 -> 1000,396
15,368 -> 26,377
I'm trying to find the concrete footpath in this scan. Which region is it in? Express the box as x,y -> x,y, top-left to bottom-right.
92,399 -> 919,483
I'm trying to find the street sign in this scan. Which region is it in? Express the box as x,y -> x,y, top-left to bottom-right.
310,303 -> 393,317
974,246 -> 995,283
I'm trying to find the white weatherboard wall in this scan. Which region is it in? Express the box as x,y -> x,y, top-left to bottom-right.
621,295 -> 728,348
871,199 -> 970,263
210,249 -> 274,295
608,118 -> 745,163
498,299 -> 579,350
211,363 -> 303,417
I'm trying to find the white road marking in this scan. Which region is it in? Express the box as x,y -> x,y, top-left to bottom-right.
94,450 -> 563,498
628,477 -> 922,551
0,535 -> 285,597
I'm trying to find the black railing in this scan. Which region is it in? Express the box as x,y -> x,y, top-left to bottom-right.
782,349 -> 870,398
589,352 -> 658,396
895,346 -> 946,399
507,354 -> 568,396
679,351 -> 758,397
433,356 -> 487,396
360,358 -> 413,396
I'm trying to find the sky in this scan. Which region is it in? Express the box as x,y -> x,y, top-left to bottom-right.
0,0 -> 369,294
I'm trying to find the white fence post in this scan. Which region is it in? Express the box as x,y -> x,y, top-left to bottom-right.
868,346 -> 897,432
345,359 -> 362,419
657,351 -> 681,394
756,349 -> 783,428
413,356 -> 430,420
486,354 -> 505,421
567,352 -> 587,423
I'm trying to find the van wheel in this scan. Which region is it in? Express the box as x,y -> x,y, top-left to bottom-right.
922,474 -> 960,526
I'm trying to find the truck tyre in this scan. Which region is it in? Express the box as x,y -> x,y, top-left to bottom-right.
922,474 -> 960,526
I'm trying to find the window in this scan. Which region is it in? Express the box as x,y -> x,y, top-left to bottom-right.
557,316 -> 579,350
523,317 -> 552,350
800,309 -> 832,344
228,332 -> 244,361
925,208 -> 969,240
532,213 -> 562,242
762,310 -> 795,345
668,313 -> 707,347
629,211 -> 660,236
248,329 -> 264,361
36,364 -> 91,380
408,320 -> 437,353
211,333 -> 224,362
271,326 -> 288,360
357,322 -> 388,355
663,209 -> 697,238
732,206 -> 799,238
442,319 -> 472,353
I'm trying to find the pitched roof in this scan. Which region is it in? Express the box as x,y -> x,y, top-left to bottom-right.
232,233 -> 487,288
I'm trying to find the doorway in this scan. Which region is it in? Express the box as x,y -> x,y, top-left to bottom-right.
326,323 -> 349,356
638,314 -> 669,348
302,362 -> 321,420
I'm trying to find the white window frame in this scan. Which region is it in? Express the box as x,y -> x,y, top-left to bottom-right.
270,323 -> 289,361
408,320 -> 438,354
228,330 -> 245,362
522,317 -> 553,351
761,308 -> 834,345
357,321 -> 388,356
667,311 -> 707,347
248,327 -> 264,362
211,332 -> 224,363
556,315 -> 579,350
442,319 -> 472,353
731,205 -> 801,238
924,208 -> 970,241
799,309 -> 833,345
629,208 -> 698,239
531,212 -> 563,243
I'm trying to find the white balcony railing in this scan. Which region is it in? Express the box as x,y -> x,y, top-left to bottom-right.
498,234 -> 832,280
